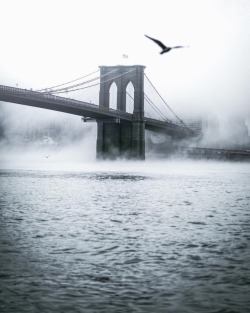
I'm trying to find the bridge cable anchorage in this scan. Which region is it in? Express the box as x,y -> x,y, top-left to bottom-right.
144,73 -> 192,131
144,93 -> 171,122
39,69 -> 120,95
42,68 -> 137,96
36,69 -> 100,92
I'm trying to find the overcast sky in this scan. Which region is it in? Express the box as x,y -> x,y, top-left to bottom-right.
0,0 -> 250,120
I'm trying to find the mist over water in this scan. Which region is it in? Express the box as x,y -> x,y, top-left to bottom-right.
0,101 -> 98,170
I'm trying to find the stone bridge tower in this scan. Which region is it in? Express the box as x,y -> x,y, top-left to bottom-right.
97,65 -> 146,159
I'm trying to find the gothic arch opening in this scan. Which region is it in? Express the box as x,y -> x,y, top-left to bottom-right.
109,82 -> 117,110
126,82 -> 134,114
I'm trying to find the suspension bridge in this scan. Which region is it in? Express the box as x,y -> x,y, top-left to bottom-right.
0,65 -> 197,159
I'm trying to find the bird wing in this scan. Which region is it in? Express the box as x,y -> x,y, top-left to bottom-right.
145,35 -> 167,50
172,45 -> 188,49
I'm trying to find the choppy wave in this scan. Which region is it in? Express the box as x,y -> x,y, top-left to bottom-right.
0,162 -> 250,312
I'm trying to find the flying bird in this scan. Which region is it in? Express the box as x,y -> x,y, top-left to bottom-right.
145,35 -> 189,55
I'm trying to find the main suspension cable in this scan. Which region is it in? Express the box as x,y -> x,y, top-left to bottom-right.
126,90 -> 171,121
144,73 -> 191,130
42,68 -> 137,95
144,93 -> 171,122
39,69 -> 119,94
36,69 -> 100,91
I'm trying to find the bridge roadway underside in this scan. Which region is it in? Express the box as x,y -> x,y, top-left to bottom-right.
0,86 -> 195,159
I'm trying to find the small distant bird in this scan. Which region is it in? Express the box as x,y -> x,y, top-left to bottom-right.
45,155 -> 50,158
145,34 -> 189,55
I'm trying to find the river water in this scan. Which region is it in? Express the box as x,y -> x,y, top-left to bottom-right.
0,159 -> 250,313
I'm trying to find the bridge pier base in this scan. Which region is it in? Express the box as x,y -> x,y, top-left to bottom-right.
131,120 -> 145,160
96,119 -> 145,160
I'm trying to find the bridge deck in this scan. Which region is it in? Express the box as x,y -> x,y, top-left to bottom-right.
0,85 -> 194,138
0,85 -> 133,121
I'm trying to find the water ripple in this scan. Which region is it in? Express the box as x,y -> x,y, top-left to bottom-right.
0,163 -> 250,313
